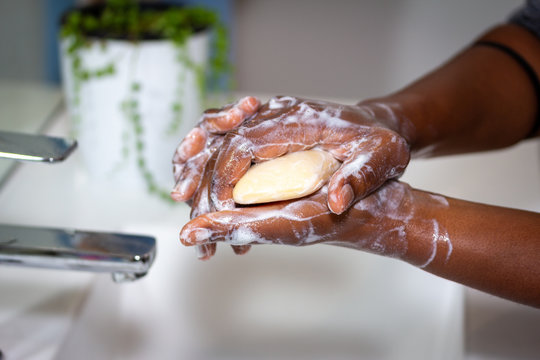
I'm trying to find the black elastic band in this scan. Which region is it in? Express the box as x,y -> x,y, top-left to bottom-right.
475,40 -> 540,138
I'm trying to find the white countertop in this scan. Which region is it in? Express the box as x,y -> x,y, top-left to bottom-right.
1,95 -> 539,359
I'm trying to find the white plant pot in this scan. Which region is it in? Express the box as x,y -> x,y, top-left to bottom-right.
60,31 -> 209,193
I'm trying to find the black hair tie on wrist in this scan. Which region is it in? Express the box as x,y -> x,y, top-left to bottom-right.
475,40 -> 540,138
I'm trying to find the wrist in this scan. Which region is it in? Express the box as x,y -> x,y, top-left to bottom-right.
401,188 -> 453,268
343,182 -> 443,263
356,94 -> 432,153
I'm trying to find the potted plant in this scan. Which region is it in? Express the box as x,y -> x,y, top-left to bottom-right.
59,0 -> 230,200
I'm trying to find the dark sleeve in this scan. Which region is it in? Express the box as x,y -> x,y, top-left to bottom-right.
510,0 -> 540,38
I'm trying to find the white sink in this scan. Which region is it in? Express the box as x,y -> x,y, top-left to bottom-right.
1,109 -> 539,359
0,267 -> 93,359
56,222 -> 464,360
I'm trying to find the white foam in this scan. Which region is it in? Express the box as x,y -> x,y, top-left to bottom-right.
227,226 -> 272,246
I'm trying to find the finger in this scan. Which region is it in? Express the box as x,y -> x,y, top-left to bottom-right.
232,244 -> 251,255
189,150 -> 252,255
171,152 -> 210,202
194,244 -> 217,261
190,150 -> 218,217
179,209 -> 273,246
237,95 -> 260,115
172,127 -> 208,186
327,133 -> 410,214
172,127 -> 207,166
202,96 -> 260,133
188,152 -> 219,260
180,191 -> 333,247
210,134 -> 254,211
171,136 -> 223,202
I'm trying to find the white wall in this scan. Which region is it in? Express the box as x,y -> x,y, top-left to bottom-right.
233,0 -> 523,100
0,1 -> 46,82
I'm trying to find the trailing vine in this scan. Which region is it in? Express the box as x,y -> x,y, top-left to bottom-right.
121,76 -> 175,201
60,0 -> 231,199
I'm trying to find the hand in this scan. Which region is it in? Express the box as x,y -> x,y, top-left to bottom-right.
207,96 -> 411,214
171,96 -> 260,260
180,180 -> 451,267
171,96 -> 260,202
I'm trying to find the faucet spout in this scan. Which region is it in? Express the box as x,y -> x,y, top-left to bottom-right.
0,224 -> 156,282
0,130 -> 77,163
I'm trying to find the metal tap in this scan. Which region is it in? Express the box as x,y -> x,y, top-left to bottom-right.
0,131 -> 156,282
0,224 -> 155,282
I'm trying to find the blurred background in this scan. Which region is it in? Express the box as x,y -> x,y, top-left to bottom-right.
0,0 -> 523,97
2,1 -> 540,360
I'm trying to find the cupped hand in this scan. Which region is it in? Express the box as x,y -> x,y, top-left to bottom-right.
180,181 -> 421,261
208,96 -> 411,215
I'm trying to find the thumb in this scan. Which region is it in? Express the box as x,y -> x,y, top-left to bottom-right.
327,134 -> 410,214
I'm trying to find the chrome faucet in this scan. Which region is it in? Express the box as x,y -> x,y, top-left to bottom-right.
0,131 -> 156,282
0,130 -> 77,163
0,224 -> 155,282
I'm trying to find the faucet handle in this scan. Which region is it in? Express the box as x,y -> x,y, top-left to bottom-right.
0,130 -> 77,163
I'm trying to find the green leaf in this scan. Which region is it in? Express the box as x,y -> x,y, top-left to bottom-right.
172,102 -> 182,112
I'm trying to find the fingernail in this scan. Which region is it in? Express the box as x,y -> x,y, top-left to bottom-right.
239,96 -> 260,113
190,228 -> 212,244
171,179 -> 192,201
195,245 -> 211,260
331,183 -> 354,214
170,190 -> 184,202
180,227 -> 211,245
225,107 -> 243,128
232,245 -> 251,255
175,140 -> 190,162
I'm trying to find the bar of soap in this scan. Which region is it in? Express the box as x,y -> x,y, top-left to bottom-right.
233,150 -> 340,205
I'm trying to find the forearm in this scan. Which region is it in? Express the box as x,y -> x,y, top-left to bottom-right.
403,190 -> 540,307
359,24 -> 540,157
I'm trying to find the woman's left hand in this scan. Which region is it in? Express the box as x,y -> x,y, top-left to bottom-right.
180,179 -> 445,267
171,96 -> 261,259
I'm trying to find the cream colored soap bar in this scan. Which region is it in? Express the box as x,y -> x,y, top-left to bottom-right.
233,150 -> 340,205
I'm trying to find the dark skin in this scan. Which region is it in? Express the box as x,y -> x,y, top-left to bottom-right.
172,24 -> 540,307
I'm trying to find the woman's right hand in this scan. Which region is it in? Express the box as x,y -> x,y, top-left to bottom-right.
205,96 -> 412,215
